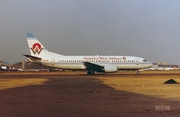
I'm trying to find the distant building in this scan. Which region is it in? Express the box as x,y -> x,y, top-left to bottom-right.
150,63 -> 179,70
152,63 -> 158,68
158,64 -> 179,68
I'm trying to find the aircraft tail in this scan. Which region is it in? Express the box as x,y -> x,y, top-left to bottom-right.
26,33 -> 62,58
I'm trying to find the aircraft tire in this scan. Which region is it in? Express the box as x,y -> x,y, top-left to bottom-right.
137,71 -> 140,74
87,70 -> 95,75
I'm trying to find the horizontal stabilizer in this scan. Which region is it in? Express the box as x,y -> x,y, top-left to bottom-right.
23,54 -> 42,60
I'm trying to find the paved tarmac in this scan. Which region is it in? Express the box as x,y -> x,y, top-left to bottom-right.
0,71 -> 180,117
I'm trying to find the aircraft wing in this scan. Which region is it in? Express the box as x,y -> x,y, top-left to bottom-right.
83,62 -> 104,71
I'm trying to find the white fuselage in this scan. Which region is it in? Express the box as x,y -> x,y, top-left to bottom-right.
30,55 -> 152,70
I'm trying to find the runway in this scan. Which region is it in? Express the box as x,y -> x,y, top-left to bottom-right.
0,71 -> 180,117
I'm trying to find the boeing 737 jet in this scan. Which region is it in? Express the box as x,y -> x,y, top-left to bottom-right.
23,33 -> 153,75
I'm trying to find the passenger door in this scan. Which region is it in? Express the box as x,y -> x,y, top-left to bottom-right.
51,58 -> 55,65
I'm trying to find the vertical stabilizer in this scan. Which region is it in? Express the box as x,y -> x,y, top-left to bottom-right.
26,33 -> 62,58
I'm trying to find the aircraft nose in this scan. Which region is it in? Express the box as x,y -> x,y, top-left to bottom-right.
144,61 -> 153,68
149,62 -> 153,67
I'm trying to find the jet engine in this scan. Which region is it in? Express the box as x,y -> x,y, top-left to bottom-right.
104,65 -> 118,73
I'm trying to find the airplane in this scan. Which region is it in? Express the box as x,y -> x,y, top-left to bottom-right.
0,66 -> 8,71
23,33 -> 153,75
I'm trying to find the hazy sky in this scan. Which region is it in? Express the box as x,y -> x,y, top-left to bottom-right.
0,0 -> 180,65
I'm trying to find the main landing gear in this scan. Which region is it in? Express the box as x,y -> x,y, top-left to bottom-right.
87,70 -> 95,75
137,70 -> 140,74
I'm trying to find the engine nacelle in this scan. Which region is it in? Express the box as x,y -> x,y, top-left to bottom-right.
104,65 -> 118,73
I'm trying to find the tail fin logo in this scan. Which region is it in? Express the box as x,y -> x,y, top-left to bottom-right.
31,43 -> 43,55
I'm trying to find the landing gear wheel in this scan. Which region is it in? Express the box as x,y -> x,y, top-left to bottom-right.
87,70 -> 95,75
137,71 -> 140,74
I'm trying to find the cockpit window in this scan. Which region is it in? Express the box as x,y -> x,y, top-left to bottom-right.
143,60 -> 147,62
